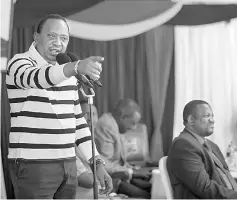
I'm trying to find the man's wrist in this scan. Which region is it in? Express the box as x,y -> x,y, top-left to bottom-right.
74,60 -> 81,75
88,155 -> 106,168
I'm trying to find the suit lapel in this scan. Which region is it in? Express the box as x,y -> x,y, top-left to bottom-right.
207,140 -> 229,170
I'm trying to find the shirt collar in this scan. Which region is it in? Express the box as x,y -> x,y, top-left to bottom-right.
28,42 -> 50,66
185,127 -> 205,145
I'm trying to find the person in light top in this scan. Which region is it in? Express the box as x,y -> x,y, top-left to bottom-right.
6,14 -> 112,199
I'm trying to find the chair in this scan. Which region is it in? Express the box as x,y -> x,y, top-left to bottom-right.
122,123 -> 150,166
159,156 -> 174,199
150,169 -> 166,199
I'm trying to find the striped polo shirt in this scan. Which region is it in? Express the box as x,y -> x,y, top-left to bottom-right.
6,42 -> 99,162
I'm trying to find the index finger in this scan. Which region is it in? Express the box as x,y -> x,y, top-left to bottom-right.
90,56 -> 104,63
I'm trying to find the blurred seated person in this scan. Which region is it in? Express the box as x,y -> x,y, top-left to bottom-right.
94,98 -> 153,199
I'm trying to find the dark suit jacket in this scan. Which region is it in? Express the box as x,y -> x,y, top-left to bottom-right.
167,129 -> 237,199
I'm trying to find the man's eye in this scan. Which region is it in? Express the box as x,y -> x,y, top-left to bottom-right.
48,34 -> 56,38
61,36 -> 68,41
204,114 -> 213,118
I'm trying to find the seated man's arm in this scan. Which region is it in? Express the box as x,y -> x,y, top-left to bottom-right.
168,139 -> 237,199
95,118 -> 130,174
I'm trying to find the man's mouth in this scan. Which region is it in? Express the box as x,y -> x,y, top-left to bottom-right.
50,49 -> 61,55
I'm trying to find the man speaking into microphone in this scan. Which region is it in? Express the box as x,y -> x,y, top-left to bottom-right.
6,14 -> 112,199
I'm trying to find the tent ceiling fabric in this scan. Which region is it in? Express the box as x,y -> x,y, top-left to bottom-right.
13,0 -> 103,27
165,4 -> 237,25
13,0 -> 237,40
67,1 -> 177,25
67,1 -> 182,40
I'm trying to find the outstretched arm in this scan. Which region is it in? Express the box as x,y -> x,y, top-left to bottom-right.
7,54 -> 102,89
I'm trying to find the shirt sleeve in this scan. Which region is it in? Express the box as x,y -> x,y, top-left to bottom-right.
7,54 -> 67,89
74,91 -> 99,161
76,154 -> 88,177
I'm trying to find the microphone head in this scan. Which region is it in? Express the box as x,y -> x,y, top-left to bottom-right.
67,52 -> 79,62
94,80 -> 103,87
56,53 -> 72,65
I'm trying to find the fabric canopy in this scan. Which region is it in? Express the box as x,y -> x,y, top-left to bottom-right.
13,0 -> 237,41
67,1 -> 182,40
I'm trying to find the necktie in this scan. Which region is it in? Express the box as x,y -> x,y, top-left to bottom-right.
203,141 -> 237,191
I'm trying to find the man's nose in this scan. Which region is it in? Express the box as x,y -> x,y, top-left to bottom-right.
53,36 -> 61,46
209,117 -> 215,123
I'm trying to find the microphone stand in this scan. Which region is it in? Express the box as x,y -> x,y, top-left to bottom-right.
79,86 -> 98,199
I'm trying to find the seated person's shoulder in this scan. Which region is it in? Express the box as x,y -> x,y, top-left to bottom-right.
97,113 -> 113,124
168,135 -> 203,159
96,113 -> 118,131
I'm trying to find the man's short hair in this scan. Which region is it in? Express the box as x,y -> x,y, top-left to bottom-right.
183,100 -> 209,125
113,98 -> 141,118
36,14 -> 69,33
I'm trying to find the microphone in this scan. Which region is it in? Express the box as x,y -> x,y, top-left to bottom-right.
67,52 -> 103,87
56,53 -> 93,88
56,52 -> 71,63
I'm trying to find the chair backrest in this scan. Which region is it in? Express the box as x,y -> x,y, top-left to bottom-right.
159,156 -> 174,199
122,123 -> 149,165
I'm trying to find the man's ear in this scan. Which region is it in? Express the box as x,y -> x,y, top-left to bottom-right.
33,32 -> 39,44
187,115 -> 195,125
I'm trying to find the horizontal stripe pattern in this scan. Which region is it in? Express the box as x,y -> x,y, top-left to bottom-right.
8,148 -> 76,160
9,143 -> 74,149
47,85 -> 78,91
76,141 -> 99,161
7,44 -> 96,161
11,127 -> 76,134
8,156 -> 76,163
9,132 -> 75,144
11,117 -> 76,130
10,111 -> 75,119
75,136 -> 92,146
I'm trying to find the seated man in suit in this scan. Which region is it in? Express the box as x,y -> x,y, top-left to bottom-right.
94,98 -> 152,199
167,100 -> 237,199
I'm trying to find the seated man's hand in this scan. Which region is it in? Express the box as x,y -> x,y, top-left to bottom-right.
96,163 -> 113,195
132,168 -> 152,180
111,171 -> 130,181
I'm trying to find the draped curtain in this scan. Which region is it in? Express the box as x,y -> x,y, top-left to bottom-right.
145,26 -> 174,162
174,18 -> 237,155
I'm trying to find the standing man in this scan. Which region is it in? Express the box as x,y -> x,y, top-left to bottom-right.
6,14 -> 112,199
167,100 -> 237,199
